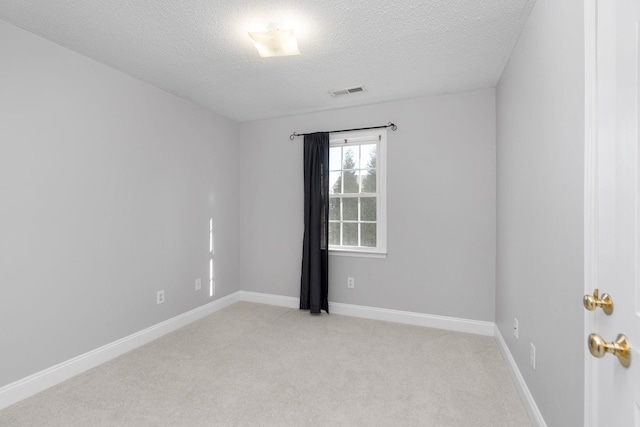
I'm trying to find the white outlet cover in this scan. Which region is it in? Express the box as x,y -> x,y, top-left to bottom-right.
157,290 -> 165,304
513,318 -> 518,339
530,343 -> 536,370
195,278 -> 201,291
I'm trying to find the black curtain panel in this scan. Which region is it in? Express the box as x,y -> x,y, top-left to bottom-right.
300,132 -> 330,314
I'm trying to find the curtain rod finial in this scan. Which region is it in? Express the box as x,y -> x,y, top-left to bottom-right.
388,122 -> 397,131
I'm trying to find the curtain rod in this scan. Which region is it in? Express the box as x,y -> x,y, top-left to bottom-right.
289,122 -> 397,140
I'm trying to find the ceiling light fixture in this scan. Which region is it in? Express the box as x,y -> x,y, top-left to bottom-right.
248,24 -> 300,58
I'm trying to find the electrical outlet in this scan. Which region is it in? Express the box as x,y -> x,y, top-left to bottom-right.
530,343 -> 536,370
195,278 -> 201,291
347,277 -> 355,289
513,318 -> 519,339
157,290 -> 165,304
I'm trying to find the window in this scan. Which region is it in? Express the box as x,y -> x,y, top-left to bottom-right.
328,129 -> 386,256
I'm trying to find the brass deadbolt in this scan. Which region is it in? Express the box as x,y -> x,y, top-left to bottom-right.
583,289 -> 613,315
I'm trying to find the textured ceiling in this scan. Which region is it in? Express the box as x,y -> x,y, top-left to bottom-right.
0,0 -> 535,122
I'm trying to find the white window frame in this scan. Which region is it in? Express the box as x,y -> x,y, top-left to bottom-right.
328,128 -> 387,258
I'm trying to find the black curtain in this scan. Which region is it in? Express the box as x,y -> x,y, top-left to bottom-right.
300,132 -> 330,314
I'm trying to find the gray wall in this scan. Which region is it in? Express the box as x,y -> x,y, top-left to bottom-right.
0,20 -> 240,387
239,89 -> 496,321
495,0 -> 584,425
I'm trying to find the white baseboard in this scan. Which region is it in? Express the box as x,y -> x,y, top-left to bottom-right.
0,292 -> 240,411
329,301 -> 495,336
236,291 -> 299,308
494,325 -> 547,427
237,291 -> 494,336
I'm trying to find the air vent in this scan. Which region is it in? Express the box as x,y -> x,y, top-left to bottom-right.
329,86 -> 366,97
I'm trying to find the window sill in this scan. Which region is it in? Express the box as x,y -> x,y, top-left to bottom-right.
329,250 -> 387,259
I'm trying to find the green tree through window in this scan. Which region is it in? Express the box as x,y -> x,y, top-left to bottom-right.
361,150 -> 376,193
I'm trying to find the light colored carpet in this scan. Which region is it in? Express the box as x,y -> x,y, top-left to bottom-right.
0,302 -> 531,426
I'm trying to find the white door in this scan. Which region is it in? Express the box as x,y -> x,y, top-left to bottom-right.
585,0 -> 640,425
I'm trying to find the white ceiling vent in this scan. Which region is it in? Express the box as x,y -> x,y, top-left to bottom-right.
329,86 -> 366,97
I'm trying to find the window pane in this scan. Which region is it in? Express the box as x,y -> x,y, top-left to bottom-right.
343,146 -> 358,169
361,170 -> 376,193
343,170 -> 359,193
330,172 -> 342,194
329,198 -> 341,220
330,147 -> 342,171
343,198 -> 358,220
361,223 -> 377,247
361,144 -> 377,193
329,222 -> 340,246
360,144 -> 376,169
360,197 -> 376,221
343,223 -> 358,246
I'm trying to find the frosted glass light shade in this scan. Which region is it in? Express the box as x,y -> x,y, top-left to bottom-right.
248,27 -> 300,57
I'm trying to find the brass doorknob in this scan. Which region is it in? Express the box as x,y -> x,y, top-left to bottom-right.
583,289 -> 613,315
588,333 -> 631,367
